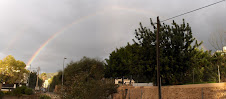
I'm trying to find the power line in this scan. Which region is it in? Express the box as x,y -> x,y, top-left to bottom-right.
161,0 -> 226,22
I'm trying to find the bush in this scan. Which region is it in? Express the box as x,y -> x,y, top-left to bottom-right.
25,88 -> 33,95
39,95 -> 51,99
4,91 -> 12,95
12,86 -> 28,96
0,91 -> 5,99
13,87 -> 22,96
19,86 -> 27,94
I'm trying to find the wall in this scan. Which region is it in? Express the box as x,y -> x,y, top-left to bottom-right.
0,83 -> 2,90
113,83 -> 226,99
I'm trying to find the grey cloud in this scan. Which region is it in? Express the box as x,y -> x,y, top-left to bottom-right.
0,0 -> 225,72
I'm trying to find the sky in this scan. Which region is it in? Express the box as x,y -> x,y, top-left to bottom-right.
0,0 -> 225,73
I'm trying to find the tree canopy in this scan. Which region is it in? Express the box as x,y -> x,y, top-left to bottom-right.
40,73 -> 47,81
0,55 -> 28,84
28,72 -> 43,89
50,57 -> 117,99
105,19 -> 225,85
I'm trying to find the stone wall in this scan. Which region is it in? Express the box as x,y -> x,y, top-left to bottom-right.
113,83 -> 226,99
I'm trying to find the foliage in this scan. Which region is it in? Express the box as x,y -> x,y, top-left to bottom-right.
12,87 -> 23,96
28,72 -> 44,89
40,73 -> 47,81
49,71 -> 62,92
52,57 -> 118,99
0,91 -> 4,99
0,55 -> 28,84
39,95 -> 51,99
25,88 -> 33,95
12,86 -> 34,96
3,91 -> 13,95
211,52 -> 226,82
105,18 -> 226,85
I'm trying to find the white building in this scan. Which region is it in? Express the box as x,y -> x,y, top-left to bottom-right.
216,46 -> 226,55
115,78 -> 135,85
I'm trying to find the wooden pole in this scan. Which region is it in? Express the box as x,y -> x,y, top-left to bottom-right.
156,16 -> 162,99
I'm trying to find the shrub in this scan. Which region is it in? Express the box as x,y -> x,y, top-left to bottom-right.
39,95 -> 51,99
25,88 -> 33,95
0,91 -> 5,99
13,87 -> 22,96
12,86 -> 27,96
19,86 -> 27,94
4,91 -> 12,95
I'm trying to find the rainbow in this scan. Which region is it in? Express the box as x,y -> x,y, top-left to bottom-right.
26,11 -> 104,66
25,6 -> 162,67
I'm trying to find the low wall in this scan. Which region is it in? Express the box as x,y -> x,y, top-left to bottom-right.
113,83 -> 226,99
0,83 -> 2,90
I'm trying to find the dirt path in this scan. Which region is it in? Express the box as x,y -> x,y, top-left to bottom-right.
42,92 -> 61,99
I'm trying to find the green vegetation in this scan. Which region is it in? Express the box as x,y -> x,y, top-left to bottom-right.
0,55 -> 28,84
25,88 -> 33,95
40,73 -> 47,81
48,18 -> 225,98
50,57 -> 117,99
28,72 -> 44,89
0,91 -> 4,99
12,86 -> 34,96
49,71 -> 62,92
105,19 -> 226,85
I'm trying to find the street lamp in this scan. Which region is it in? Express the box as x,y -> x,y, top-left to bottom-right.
62,58 -> 67,93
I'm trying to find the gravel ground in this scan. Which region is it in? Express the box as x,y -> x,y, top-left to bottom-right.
42,92 -> 61,99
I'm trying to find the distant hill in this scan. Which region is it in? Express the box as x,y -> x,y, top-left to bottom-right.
39,72 -> 58,79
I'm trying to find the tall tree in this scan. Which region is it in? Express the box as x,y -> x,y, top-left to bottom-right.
208,30 -> 226,50
0,55 -> 28,84
28,72 -> 43,89
211,52 -> 226,82
105,19 -> 203,85
40,73 -> 47,81
49,71 -> 62,92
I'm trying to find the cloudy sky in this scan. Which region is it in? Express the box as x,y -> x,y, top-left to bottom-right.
0,0 -> 225,73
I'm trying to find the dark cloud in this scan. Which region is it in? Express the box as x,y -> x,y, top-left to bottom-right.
0,0 -> 225,73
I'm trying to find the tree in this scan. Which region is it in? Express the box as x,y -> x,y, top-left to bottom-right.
0,55 -> 28,84
49,71 -> 62,92
211,52 -> 226,82
208,30 -> 226,50
40,73 -> 47,81
105,19 -> 204,85
28,72 -> 43,89
189,49 -> 217,83
62,57 -> 117,99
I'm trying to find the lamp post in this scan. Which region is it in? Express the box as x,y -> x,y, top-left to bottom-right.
62,58 -> 67,94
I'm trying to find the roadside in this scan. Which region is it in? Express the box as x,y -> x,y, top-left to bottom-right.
41,92 -> 60,99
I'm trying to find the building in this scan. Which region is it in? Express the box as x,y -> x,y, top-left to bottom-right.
216,46 -> 226,55
115,78 -> 135,85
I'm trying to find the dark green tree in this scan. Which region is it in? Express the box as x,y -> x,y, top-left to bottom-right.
28,72 -> 43,89
63,57 -> 117,99
49,71 -> 62,92
105,19 -> 203,85
211,52 -> 226,82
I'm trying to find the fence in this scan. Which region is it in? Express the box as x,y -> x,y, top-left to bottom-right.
113,83 -> 226,99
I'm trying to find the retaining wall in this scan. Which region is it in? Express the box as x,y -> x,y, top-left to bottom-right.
113,83 -> 226,99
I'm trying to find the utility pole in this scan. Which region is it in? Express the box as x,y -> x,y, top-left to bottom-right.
35,67 -> 40,90
156,16 -> 161,99
218,65 -> 220,83
28,64 -> 31,87
62,58 -> 67,96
